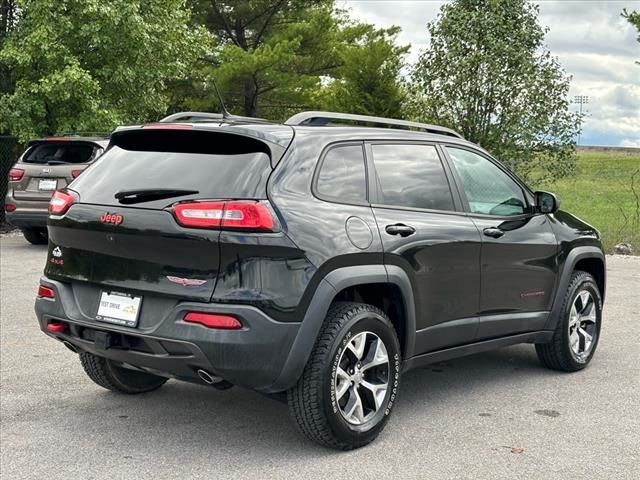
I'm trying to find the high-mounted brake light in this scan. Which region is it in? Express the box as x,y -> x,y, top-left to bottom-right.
172,201 -> 275,231
183,312 -> 242,330
142,123 -> 193,130
8,168 -> 24,182
38,285 -> 55,299
48,190 -> 76,215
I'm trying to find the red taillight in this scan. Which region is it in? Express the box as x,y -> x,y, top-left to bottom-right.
5,203 -> 16,212
71,169 -> 83,178
38,285 -> 55,299
183,312 -> 242,330
172,201 -> 274,231
8,168 -> 24,182
46,321 -> 67,333
48,190 -> 76,215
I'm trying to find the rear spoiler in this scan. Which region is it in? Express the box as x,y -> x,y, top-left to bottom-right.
109,126 -> 289,167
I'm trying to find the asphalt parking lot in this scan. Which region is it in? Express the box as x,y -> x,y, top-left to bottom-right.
1,234 -> 638,479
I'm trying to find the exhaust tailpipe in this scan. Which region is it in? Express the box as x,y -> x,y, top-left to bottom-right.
197,369 -> 222,385
62,341 -> 78,354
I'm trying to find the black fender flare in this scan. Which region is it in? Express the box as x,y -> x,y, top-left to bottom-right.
265,264 -> 416,393
544,246 -> 606,330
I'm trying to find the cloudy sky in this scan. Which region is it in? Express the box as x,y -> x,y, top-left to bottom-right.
343,1 -> 640,147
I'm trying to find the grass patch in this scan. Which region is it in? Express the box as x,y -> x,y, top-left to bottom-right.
541,152 -> 640,254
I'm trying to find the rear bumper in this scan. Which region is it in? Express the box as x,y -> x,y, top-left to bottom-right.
34,277 -> 301,392
4,195 -> 49,227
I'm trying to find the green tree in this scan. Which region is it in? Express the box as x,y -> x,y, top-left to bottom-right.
314,25 -> 409,118
408,0 -> 580,183
0,0 -> 209,140
623,8 -> 639,64
185,0 -> 346,119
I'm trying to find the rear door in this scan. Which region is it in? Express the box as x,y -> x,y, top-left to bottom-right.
443,146 -> 558,339
45,128 -> 278,304
13,141 -> 102,201
368,142 -> 483,354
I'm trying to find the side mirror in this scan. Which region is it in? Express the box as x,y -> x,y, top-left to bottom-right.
535,191 -> 560,214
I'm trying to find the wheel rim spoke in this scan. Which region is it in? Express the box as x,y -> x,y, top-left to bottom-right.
343,387 -> 365,424
361,337 -> 388,371
347,333 -> 367,360
335,367 -> 350,401
580,302 -> 597,324
360,380 -> 388,410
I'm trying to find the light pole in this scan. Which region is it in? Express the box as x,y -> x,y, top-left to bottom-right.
574,95 -> 589,145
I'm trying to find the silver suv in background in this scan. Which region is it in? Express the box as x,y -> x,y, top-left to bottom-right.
5,137 -> 108,244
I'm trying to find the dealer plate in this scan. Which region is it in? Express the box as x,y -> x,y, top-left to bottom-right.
96,291 -> 142,327
38,179 -> 58,191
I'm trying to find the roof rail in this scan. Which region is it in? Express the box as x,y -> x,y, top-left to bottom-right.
284,111 -> 463,139
160,111 -> 272,125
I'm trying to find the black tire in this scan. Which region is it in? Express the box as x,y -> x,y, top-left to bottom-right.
536,271 -> 602,372
79,352 -> 168,394
21,227 -> 48,245
287,302 -> 401,450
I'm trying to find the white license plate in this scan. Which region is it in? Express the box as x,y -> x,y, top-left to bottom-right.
39,179 -> 58,191
96,292 -> 142,327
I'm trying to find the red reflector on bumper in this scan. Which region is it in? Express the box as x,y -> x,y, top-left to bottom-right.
37,285 -> 55,299
46,321 -> 67,333
183,312 -> 242,330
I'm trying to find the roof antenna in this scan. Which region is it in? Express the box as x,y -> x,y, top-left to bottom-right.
212,79 -> 230,120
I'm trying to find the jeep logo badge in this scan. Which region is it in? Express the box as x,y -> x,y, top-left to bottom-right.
100,212 -> 123,225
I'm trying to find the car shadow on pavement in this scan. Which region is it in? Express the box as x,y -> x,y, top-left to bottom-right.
53,344 -> 558,460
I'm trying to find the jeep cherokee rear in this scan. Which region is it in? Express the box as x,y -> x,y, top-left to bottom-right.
5,136 -> 109,244
34,111 -> 605,450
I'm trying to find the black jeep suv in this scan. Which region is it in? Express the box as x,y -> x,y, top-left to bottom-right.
35,111 -> 605,450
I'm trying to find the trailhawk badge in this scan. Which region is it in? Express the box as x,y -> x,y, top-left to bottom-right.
166,276 -> 207,286
52,246 -> 62,258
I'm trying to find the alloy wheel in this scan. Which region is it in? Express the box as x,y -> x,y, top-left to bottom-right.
334,331 -> 390,425
568,290 -> 598,361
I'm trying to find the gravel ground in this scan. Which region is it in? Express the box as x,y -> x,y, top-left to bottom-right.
1,234 -> 639,479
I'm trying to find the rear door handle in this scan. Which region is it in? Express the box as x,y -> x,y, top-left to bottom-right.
385,224 -> 416,237
483,227 -> 505,238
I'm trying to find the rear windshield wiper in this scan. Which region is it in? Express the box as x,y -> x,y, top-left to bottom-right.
115,188 -> 199,204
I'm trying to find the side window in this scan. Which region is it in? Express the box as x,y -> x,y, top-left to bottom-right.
371,144 -> 455,211
446,147 -> 528,216
316,144 -> 367,204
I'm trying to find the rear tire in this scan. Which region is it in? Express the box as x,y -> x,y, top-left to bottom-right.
287,302 -> 401,450
536,271 -> 602,372
79,352 -> 167,394
21,227 -> 48,245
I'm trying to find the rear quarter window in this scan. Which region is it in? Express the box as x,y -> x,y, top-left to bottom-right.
315,144 -> 367,204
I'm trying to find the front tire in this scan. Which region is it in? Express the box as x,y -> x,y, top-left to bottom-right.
536,271 -> 602,372
21,227 -> 48,245
287,302 -> 401,450
79,352 -> 167,394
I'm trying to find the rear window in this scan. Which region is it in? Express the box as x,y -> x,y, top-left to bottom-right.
70,130 -> 273,207
24,143 -> 97,165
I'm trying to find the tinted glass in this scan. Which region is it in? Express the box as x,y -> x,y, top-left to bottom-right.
371,144 -> 454,211
446,147 -> 527,216
24,143 -> 96,165
71,146 -> 271,208
316,144 -> 366,203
